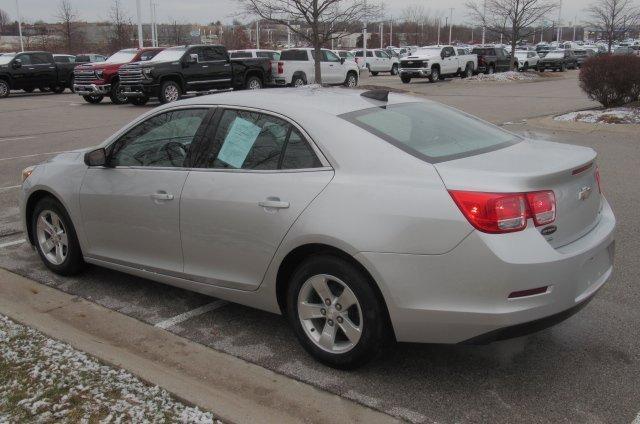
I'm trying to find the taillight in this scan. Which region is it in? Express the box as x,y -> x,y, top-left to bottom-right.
449,190 -> 556,234
277,61 -> 284,74
594,165 -> 602,193
526,191 -> 556,226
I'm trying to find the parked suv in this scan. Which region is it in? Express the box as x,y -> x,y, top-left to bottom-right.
273,48 -> 360,87
472,46 -> 516,73
0,51 -> 75,97
73,47 -> 163,104
119,45 -> 272,105
538,50 -> 578,72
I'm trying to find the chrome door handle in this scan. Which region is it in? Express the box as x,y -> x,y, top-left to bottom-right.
150,192 -> 174,201
259,198 -> 289,209
202,65 -> 209,68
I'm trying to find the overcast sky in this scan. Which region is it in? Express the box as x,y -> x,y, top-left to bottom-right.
6,0 -> 591,26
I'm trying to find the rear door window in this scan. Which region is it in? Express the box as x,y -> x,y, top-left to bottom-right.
340,102 -> 519,163
203,109 -> 320,170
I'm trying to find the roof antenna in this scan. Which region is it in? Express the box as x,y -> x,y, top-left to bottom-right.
360,89 -> 389,102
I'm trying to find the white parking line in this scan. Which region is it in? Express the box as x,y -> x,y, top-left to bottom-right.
0,136 -> 36,142
0,239 -> 26,249
154,300 -> 228,329
0,185 -> 20,192
0,150 -> 70,162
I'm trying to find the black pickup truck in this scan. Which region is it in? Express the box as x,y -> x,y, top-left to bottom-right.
0,51 -> 76,97
119,44 -> 272,105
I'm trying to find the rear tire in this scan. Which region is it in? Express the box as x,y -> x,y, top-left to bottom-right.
245,76 -> 263,90
39,87 -> 51,93
400,75 -> 411,84
390,64 -> 398,75
291,75 -> 306,87
82,95 -> 103,104
286,254 -> 390,369
462,63 -> 473,78
370,71 -> 379,76
31,197 -> 84,276
159,80 -> 181,104
486,65 -> 495,75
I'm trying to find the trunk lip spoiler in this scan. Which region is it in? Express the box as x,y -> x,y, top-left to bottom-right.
572,162 -> 593,175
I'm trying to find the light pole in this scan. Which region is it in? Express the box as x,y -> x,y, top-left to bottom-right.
448,8 -> 454,45
136,0 -> 144,48
15,0 -> 24,52
256,20 -> 260,49
437,18 -> 441,45
481,0 -> 486,45
380,22 -> 383,48
556,0 -> 562,44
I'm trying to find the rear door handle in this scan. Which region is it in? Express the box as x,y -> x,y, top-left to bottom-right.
150,192 -> 174,202
259,197 -> 289,209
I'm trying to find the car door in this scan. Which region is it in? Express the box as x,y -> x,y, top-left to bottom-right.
180,108 -> 334,291
322,50 -> 344,84
31,53 -> 56,87
79,107 -> 213,273
201,45 -> 232,89
10,53 -> 33,89
182,47 -> 211,90
496,49 -> 509,71
375,50 -> 390,72
442,47 -> 457,74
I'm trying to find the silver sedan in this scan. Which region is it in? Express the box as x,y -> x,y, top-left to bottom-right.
19,88 -> 616,368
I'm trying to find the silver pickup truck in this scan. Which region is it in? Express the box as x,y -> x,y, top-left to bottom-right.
399,45 -> 477,83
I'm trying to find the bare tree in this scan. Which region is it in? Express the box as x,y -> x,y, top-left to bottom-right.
56,0 -> 83,53
239,0 -> 382,83
0,8 -> 10,35
222,24 -> 252,49
108,0 -> 133,51
467,0 -> 558,70
586,0 -> 639,53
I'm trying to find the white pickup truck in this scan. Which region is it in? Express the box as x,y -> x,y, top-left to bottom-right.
398,45 -> 478,83
273,48 -> 360,87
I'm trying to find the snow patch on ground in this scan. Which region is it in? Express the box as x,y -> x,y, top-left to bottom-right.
465,71 -> 541,82
0,315 -> 221,423
554,107 -> 640,124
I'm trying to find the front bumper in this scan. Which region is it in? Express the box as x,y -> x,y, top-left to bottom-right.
74,84 -> 111,95
399,67 -> 432,78
356,198 -> 616,344
120,84 -> 158,98
539,62 -> 562,69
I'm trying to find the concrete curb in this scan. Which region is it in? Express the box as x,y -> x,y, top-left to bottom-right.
527,115 -> 640,135
0,268 -> 398,424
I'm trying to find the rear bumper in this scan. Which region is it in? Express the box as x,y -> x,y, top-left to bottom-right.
399,67 -> 432,78
74,84 -> 111,95
357,198 -> 616,344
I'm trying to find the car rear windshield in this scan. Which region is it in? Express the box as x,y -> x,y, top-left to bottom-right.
340,102 -> 520,163
280,50 -> 308,61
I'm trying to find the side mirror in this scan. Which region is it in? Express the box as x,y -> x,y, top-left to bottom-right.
12,59 -> 22,69
340,57 -> 345,64
84,148 -> 107,167
189,54 -> 198,64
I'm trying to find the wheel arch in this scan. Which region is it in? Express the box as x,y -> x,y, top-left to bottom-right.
275,242 -> 395,339
244,68 -> 265,83
160,74 -> 186,92
25,189 -> 65,246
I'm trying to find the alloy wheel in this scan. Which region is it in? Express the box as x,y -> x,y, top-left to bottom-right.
0,81 -> 8,97
36,210 -> 68,266
293,78 -> 305,87
164,84 -> 180,102
297,274 -> 363,354
346,75 -> 357,87
248,79 -> 262,90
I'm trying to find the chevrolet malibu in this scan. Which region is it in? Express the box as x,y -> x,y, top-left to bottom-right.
19,88 -> 615,368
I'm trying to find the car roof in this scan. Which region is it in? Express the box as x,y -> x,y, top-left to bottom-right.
162,87 -> 418,119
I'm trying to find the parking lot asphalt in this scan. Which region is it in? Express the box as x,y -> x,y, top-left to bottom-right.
0,76 -> 639,423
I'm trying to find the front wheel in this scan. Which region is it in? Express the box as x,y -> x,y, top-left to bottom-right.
130,96 -> 149,106
39,87 -> 51,93
82,95 -> 103,104
245,76 -> 263,90
461,64 -> 473,78
159,80 -> 181,104
370,71 -> 379,76
523,62 -> 529,71
400,75 -> 411,84
286,255 -> 390,369
560,64 -> 566,72
344,72 -> 358,88
109,81 -> 128,104
486,65 -> 495,75
428,67 -> 440,83
31,197 -> 84,276
0,80 -> 11,97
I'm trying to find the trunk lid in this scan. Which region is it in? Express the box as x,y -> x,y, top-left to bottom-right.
435,139 -> 602,248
